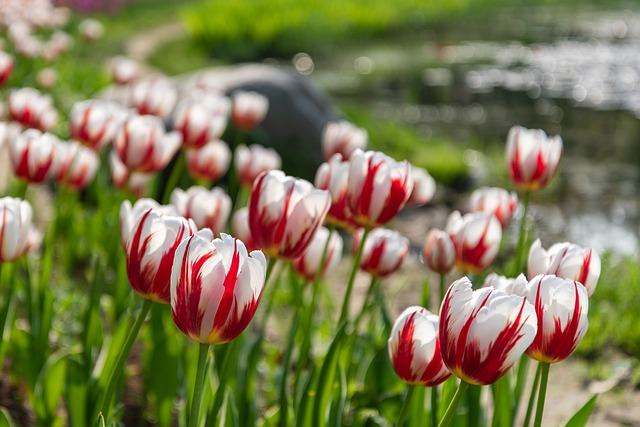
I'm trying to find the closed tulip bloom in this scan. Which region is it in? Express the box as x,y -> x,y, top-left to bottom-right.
235,144 -> 282,187
388,306 -> 451,386
8,87 -> 58,132
0,51 -> 13,87
446,211 -> 502,274
171,231 -> 267,344
0,122 -> 21,151
406,166 -> 436,207
231,91 -> 269,131
248,170 -> 330,260
69,99 -> 124,151
353,227 -> 409,278
129,77 -> 177,118
111,56 -> 140,86
347,149 -> 413,228
8,129 -> 57,183
322,120 -> 368,161
124,208 -> 197,303
439,277 -> 537,385
292,227 -> 343,282
314,154 -> 354,229
469,187 -> 518,229
78,18 -> 104,42
173,95 -> 229,149
423,228 -> 455,274
113,115 -> 181,173
109,150 -> 153,197
231,207 -> 258,252
52,140 -> 99,190
0,197 -> 33,262
120,199 -> 179,250
524,275 -> 589,363
186,140 -> 231,183
506,126 -> 562,192
170,186 -> 232,235
527,239 -> 600,297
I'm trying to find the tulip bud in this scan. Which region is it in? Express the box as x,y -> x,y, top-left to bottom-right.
353,227 -> 409,277
469,186 -> 518,229
248,170 -> 330,260
78,18 -> 104,42
231,91 -> 269,131
170,186 -> 232,235
446,211 -> 502,274
406,166 -> 436,207
109,150 -> 153,197
314,154 -> 354,229
235,144 -> 281,187
439,277 -> 537,385
524,275 -> 589,363
321,120 -> 367,161
0,197 -> 33,262
111,56 -> 140,86
124,208 -> 197,303
0,51 -> 14,87
506,126 -> 562,192
527,239 -> 600,297
52,140 -> 99,190
8,87 -> 58,132
129,77 -> 178,118
185,140 -> 231,183
422,228 -> 455,274
173,95 -> 229,149
171,231 -> 267,344
388,306 -> 451,386
347,149 -> 413,228
292,227 -> 343,281
69,99 -> 124,151
8,129 -> 57,183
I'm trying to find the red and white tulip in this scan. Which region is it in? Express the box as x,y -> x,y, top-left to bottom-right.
321,120 -> 367,161
52,140 -> 99,190
8,129 -> 57,183
231,207 -> 258,252
119,199 -> 179,249
235,144 -> 282,188
129,77 -> 177,119
231,91 -> 269,131
353,227 -> 409,278
406,166 -> 436,207
110,56 -> 140,86
69,99 -> 125,151
292,226 -> 343,282
8,87 -> 58,132
469,186 -> 518,229
170,186 -> 232,235
506,126 -> 562,192
172,95 -> 229,149
185,139 -> 231,183
314,154 -> 353,229
423,228 -> 455,275
0,51 -> 14,87
0,197 -> 33,262
446,211 -> 502,274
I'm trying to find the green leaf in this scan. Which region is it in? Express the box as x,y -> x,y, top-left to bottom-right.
66,357 -> 89,427
296,357 -> 319,427
328,362 -> 347,427
563,395 -> 598,427
34,351 -> 68,421
438,376 -> 458,422
0,408 -> 15,427
312,323 -> 347,427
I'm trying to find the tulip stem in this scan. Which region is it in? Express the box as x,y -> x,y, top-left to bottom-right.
439,274 -> 446,309
437,380 -> 469,427
431,385 -> 439,427
99,298 -> 153,421
532,362 -> 550,427
396,385 -> 416,427
265,257 -> 278,286
523,362 -> 541,427
354,275 -> 378,331
189,343 -> 211,427
161,150 -> 185,204
339,225 -> 370,325
513,190 -> 530,275
0,262 -> 16,360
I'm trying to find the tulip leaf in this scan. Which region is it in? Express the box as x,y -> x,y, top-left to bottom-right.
34,350 -> 68,422
562,394 -> 598,427
0,408 -> 15,427
296,359 -> 319,427
65,357 -> 89,427
328,362 -> 347,427
438,376 -> 458,422
312,322 -> 347,427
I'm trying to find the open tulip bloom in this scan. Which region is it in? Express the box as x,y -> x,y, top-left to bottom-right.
506,125 -> 562,192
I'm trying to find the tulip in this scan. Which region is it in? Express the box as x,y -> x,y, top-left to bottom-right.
123,207 -> 197,303
111,56 -> 140,86
129,77 -> 178,118
469,186 -> 518,229
347,149 -> 413,228
422,228 -> 455,275
173,95 -> 229,149
353,227 -> 409,278
439,276 -> 537,385
52,140 -> 99,190
109,150 -> 153,197
0,51 -> 13,87
231,91 -> 269,131
8,129 -> 57,184
321,120 -> 367,161
506,125 -> 562,192
230,207 -> 258,252
248,170 -> 330,260
78,18 -> 104,42
185,140 -> 231,183
314,154 -> 354,229
119,199 -> 179,250
0,122 -> 21,151
69,99 -> 124,151
292,226 -> 343,282
388,306 -> 451,386
36,68 -> 57,89
0,197 -> 33,262
171,231 -> 267,344
170,186 -> 232,235
482,272 -> 527,296
406,166 -> 436,207
8,87 -> 58,132
113,114 -> 181,173
446,211 -> 502,274
235,144 -> 282,187
527,239 -> 600,297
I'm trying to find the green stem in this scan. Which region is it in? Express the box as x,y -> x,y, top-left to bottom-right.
439,274 -> 446,310
373,277 -> 392,335
396,385 -> 416,427
437,380 -> 469,427
513,355 -> 531,421
265,257 -> 277,286
0,262 -> 15,360
431,384 -> 439,427
338,226 -> 370,325
354,275 -> 378,331
513,191 -> 530,275
523,362 -> 541,427
161,150 -> 185,204
532,363 -> 550,427
189,343 -> 211,427
99,298 -> 153,420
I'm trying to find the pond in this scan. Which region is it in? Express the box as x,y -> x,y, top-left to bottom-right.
306,5 -> 640,256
